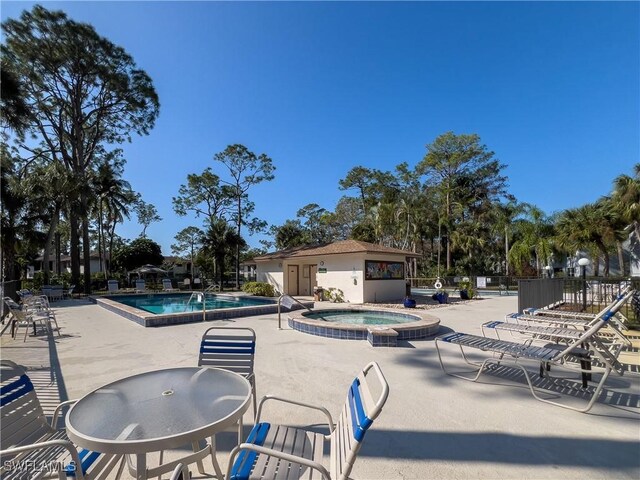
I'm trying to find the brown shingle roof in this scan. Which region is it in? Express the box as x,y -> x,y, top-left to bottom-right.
254,239 -> 419,261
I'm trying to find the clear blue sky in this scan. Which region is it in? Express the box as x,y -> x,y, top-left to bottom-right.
3,1 -> 639,255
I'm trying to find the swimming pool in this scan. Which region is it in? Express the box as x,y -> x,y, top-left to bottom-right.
95,292 -> 313,327
112,293 -> 272,315
304,310 -> 418,325
288,308 -> 440,346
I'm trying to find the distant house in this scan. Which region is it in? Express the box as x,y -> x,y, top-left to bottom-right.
254,239 -> 419,303
239,260 -> 257,281
30,252 -> 107,277
162,256 -> 198,278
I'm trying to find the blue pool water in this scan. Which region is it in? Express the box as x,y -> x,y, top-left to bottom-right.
304,309 -> 417,325
110,293 -> 274,315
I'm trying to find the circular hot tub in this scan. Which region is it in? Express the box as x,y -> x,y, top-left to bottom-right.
288,308 -> 440,342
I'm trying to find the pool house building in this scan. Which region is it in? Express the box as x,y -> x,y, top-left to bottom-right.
254,239 -> 419,303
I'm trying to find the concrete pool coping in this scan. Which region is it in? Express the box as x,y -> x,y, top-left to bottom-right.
287,306 -> 440,345
93,292 -> 313,327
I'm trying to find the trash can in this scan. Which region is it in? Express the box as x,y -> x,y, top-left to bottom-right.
313,287 -> 324,301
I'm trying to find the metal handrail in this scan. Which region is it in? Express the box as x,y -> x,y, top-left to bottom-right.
277,294 -> 313,330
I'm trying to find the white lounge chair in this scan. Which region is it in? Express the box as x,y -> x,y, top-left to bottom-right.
135,279 -> 146,293
435,309 -> 627,413
163,278 -> 177,292
107,280 -> 119,293
0,361 -> 123,480
2,297 -> 51,341
226,362 -> 389,480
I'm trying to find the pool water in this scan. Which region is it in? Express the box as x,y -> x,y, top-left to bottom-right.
110,293 -> 272,315
304,310 -> 416,325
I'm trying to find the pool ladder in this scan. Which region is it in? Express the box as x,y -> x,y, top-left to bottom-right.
277,294 -> 314,330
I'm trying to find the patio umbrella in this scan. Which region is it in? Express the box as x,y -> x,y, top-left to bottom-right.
133,264 -> 167,275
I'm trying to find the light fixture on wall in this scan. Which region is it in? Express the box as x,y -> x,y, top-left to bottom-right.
351,267 -> 358,285
319,261 -> 324,266
278,263 -> 282,268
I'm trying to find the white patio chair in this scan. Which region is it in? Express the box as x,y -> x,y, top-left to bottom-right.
226,362 -> 389,480
169,463 -> 190,480
49,285 -> 64,302
3,297 -> 50,341
107,280 -> 119,293
163,278 -> 177,292
0,361 -> 123,480
198,327 -> 257,421
23,295 -> 62,337
435,308 -> 627,413
135,279 -> 146,293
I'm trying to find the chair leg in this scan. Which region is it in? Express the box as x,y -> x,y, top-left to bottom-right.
251,379 -> 257,422
191,442 -> 205,474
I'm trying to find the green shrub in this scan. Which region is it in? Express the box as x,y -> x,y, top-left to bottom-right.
458,279 -> 475,299
325,287 -> 345,303
242,281 -> 276,297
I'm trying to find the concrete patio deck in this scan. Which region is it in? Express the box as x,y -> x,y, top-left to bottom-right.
2,295 -> 639,479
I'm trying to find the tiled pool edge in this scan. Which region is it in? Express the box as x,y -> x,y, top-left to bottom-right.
92,294 -> 313,327
287,307 -> 440,346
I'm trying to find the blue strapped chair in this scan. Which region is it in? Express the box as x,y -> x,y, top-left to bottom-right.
198,326 -> 257,421
226,362 -> 389,480
0,361 -> 122,480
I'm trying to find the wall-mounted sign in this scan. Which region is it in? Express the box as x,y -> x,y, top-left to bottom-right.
318,268 -> 327,273
365,260 -> 404,280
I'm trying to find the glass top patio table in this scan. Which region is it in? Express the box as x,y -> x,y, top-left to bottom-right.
65,367 -> 251,455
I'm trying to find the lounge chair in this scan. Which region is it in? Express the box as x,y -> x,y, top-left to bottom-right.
163,278 -> 177,292
135,279 -> 146,293
64,285 -> 76,299
107,280 -> 119,294
0,361 -> 123,480
49,285 -> 64,302
509,288 -> 634,347
435,309 -> 626,413
522,285 -> 632,327
23,295 -> 62,337
198,327 -> 257,421
2,297 -> 51,341
226,362 -> 389,480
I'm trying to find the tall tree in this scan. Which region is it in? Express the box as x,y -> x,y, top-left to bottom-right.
416,132 -> 510,271
171,226 -> 204,278
2,5 -> 159,293
135,200 -> 162,237
172,167 -> 233,224
92,150 -> 135,276
214,144 -> 275,288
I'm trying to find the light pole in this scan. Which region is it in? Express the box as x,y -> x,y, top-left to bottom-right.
578,258 -> 591,311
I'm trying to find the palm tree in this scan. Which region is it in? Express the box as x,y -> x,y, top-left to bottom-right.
92,153 -> 136,276
201,218 -> 246,286
508,205 -> 555,275
611,164 -> 640,240
555,202 -> 621,276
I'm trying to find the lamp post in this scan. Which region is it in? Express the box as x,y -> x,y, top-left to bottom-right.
578,258 -> 591,312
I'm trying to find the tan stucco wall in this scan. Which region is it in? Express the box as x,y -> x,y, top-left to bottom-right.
257,252 -> 409,304
256,260 -> 284,294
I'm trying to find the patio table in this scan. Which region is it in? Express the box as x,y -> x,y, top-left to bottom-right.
65,366 -> 251,480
